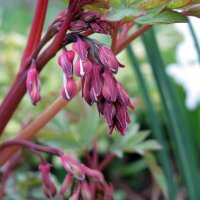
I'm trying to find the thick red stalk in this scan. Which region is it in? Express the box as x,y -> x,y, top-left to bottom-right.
0,0 -> 49,135
20,0 -> 49,71
0,0 -> 79,135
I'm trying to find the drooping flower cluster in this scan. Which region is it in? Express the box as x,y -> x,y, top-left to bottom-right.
38,153 -> 112,199
26,10 -> 134,136
58,36 -> 134,136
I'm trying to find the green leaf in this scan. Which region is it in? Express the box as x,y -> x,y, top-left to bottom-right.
138,0 -> 170,9
70,107 -> 99,148
105,7 -> 143,21
136,10 -> 188,24
168,0 -> 193,8
144,153 -> 168,197
134,140 -> 162,155
141,28 -> 200,200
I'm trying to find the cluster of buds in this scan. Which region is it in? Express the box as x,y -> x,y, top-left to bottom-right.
59,153 -> 111,199
70,11 -> 110,34
38,153 -> 112,199
58,36 -> 134,135
49,9 -> 110,36
26,10 -> 134,136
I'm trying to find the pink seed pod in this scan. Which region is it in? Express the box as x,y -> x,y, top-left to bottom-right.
62,75 -> 77,101
26,59 -> 41,105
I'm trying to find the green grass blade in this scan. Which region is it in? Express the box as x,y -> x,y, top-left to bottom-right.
188,19 -> 200,63
141,28 -> 200,200
126,45 -> 177,199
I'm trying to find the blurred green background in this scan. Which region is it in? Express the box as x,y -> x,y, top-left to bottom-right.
0,1 -> 200,200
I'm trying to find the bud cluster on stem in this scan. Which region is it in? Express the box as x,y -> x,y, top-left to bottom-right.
58,34 -> 135,135
0,139 -> 113,199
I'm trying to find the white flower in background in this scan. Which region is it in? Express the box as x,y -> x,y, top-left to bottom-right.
166,17 -> 200,110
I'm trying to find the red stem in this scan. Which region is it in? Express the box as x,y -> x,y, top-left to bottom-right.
92,138 -> 98,169
20,0 -> 49,71
0,140 -> 62,156
0,0 -> 79,135
98,153 -> 115,171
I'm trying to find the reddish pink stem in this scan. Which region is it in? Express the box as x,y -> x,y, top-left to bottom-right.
92,138 -> 98,169
20,0 -> 49,71
0,0 -> 79,135
98,154 -> 115,171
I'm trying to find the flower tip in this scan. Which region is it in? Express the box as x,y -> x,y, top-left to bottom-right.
26,65 -> 41,105
128,101 -> 135,110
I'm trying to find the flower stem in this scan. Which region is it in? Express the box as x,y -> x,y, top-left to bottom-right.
115,25 -> 151,54
0,81 -> 81,167
20,0 -> 49,72
98,153 -> 115,171
0,1 -> 79,136
0,140 -> 62,156
0,22 -> 148,166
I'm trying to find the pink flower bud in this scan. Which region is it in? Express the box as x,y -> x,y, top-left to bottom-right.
43,184 -> 57,199
103,102 -> 116,127
102,70 -> 118,102
99,46 -> 119,73
70,20 -> 88,31
72,38 -> 89,61
82,75 -> 94,106
38,163 -> 57,198
81,182 -> 92,200
98,21 -> 110,35
60,174 -> 73,198
79,11 -> 99,22
81,164 -> 104,182
60,154 -> 85,180
70,184 -> 81,200
74,58 -> 92,77
126,110 -> 131,124
90,87 -> 102,102
97,102 -> 104,115
115,103 -> 128,136
26,60 -> 41,105
90,22 -> 104,33
58,49 -> 75,78
90,21 -> 109,35
117,82 -> 135,110
90,63 -> 102,99
62,75 -> 77,101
